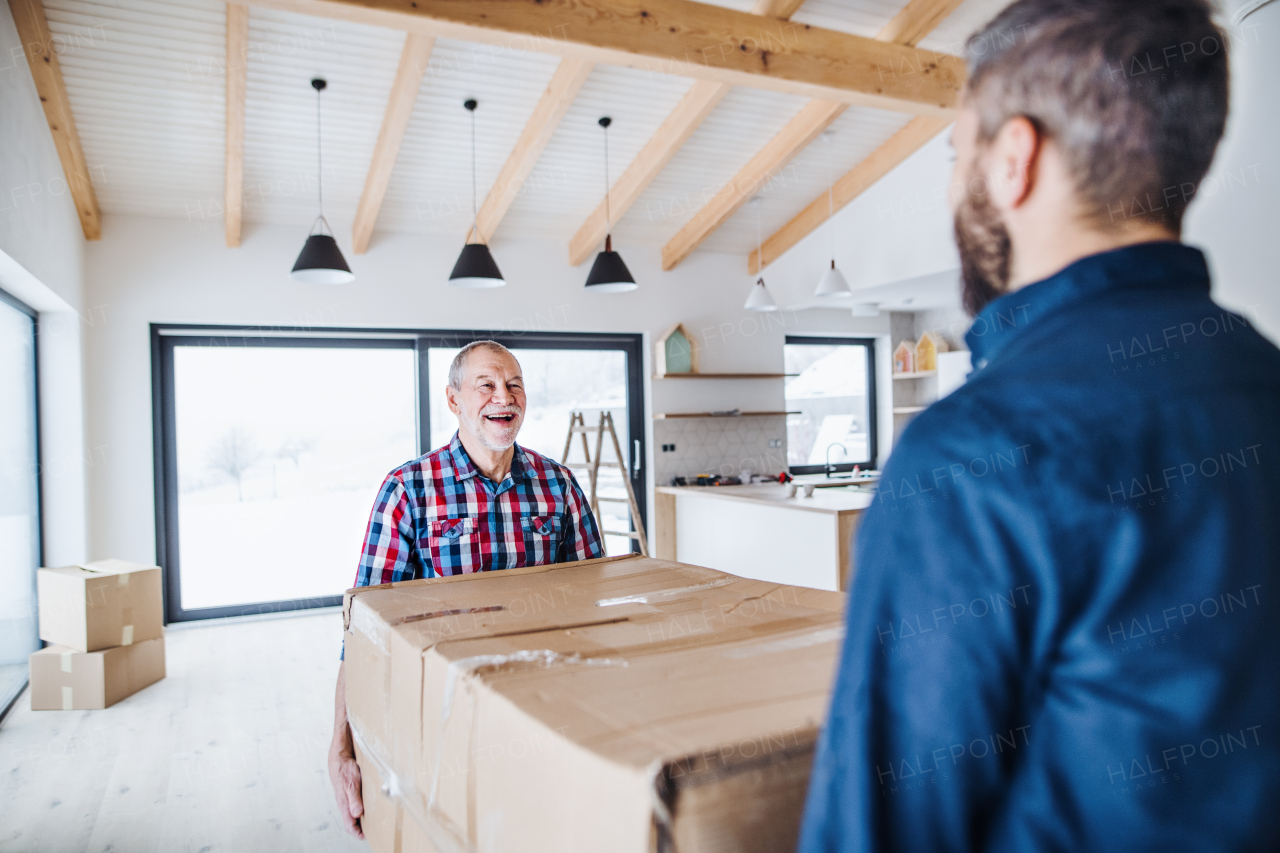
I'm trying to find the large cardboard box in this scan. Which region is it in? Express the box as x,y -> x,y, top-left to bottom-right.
38,559 -> 164,652
343,554 -> 845,853
29,636 -> 166,710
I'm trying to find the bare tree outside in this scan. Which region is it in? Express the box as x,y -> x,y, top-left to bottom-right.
276,436 -> 315,469
208,427 -> 262,501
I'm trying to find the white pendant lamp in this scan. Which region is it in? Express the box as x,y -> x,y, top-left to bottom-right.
449,99 -> 505,288
291,79 -> 354,284
815,132 -> 851,298
744,197 -> 778,312
584,117 -> 637,292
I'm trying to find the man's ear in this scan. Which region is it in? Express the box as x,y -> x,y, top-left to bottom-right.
986,116 -> 1041,212
445,384 -> 460,415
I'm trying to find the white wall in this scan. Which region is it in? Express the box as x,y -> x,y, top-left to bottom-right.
0,0 -> 89,567
82,214 -> 888,563
1184,1 -> 1280,344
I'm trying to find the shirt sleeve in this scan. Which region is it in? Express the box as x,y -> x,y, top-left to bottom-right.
797,402 -> 1048,853
354,472 -> 427,588
558,469 -> 605,562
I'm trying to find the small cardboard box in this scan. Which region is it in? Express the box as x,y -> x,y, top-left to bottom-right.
38,559 -> 164,653
343,553 -> 845,853
29,636 -> 166,710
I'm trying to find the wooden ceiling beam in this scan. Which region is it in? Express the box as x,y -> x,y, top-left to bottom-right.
662,0 -> 965,270
236,0 -> 963,114
661,97 -> 844,270
749,115 -> 950,272
567,0 -> 802,266
467,58 -> 593,245
352,33 -> 435,254
224,3 -> 249,247
747,0 -> 966,272
9,0 -> 101,240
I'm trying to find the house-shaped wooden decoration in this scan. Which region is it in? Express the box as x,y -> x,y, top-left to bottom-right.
654,323 -> 700,375
893,340 -> 916,374
916,331 -> 948,372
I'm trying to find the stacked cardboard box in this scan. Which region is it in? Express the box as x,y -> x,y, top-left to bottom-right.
343,553 -> 846,853
31,559 -> 166,710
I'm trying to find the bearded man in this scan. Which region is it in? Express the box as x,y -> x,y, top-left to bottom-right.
799,0 -> 1280,850
327,340 -> 603,838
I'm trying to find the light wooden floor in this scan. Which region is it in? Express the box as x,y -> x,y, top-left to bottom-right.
0,611 -> 366,853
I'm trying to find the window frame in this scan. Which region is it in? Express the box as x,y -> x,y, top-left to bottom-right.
784,334 -> 879,476
151,324 -> 646,624
0,286 -> 41,726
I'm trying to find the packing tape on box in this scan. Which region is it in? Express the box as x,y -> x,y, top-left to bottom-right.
60,651 -> 74,673
349,598 -> 391,654
351,723 -> 471,853
62,686 -> 73,710
118,572 -> 130,587
595,577 -> 736,608
121,625 -> 134,646
721,625 -> 846,659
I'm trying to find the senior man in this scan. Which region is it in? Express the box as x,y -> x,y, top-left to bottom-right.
327,340 -> 603,837
799,0 -> 1280,851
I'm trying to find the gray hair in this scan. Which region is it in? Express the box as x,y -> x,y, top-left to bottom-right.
448,340 -> 517,389
964,0 -> 1228,233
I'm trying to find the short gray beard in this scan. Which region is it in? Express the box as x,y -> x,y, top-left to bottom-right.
460,406 -> 522,453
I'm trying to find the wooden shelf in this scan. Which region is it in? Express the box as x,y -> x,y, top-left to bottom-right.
654,411 -> 799,419
653,373 -> 796,380
892,370 -> 936,379
893,406 -> 927,415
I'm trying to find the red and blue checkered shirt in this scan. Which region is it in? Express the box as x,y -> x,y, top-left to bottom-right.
353,433 -> 604,587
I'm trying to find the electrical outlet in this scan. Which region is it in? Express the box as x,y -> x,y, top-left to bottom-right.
767,438 -> 783,448
661,443 -> 676,452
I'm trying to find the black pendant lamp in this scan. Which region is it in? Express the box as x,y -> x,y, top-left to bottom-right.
291,79 -> 354,284
584,117 -> 637,292
449,99 -> 505,288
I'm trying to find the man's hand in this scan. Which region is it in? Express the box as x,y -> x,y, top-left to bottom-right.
330,661 -> 364,838
329,740 -> 364,838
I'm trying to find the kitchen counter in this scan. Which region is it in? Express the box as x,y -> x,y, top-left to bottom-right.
654,483 -> 874,591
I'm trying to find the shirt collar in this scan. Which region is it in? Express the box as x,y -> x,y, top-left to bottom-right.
964,241 -> 1210,371
446,431 -> 532,484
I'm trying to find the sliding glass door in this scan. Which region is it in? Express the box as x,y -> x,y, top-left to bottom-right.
154,327 -> 645,621
0,289 -> 40,716
155,335 -> 418,621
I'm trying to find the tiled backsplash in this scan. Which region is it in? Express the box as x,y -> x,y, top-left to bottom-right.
653,415 -> 788,486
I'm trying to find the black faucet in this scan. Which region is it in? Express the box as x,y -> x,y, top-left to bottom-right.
825,442 -> 848,477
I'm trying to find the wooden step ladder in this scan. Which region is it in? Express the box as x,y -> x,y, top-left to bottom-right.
560,411 -> 648,556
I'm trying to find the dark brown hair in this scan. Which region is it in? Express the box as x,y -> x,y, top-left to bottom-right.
964,0 -> 1229,232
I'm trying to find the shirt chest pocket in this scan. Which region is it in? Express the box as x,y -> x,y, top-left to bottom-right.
427,517 -> 479,576
521,515 -> 562,563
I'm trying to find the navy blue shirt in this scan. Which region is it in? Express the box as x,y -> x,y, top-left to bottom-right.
798,243 -> 1280,852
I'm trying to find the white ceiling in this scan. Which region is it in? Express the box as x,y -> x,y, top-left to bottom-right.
43,0 -> 1010,259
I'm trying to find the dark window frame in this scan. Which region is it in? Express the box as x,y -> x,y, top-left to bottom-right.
151,324 -> 646,624
0,286 -> 41,727
784,334 -> 879,476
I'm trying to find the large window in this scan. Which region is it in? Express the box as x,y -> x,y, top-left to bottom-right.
154,327 -> 645,622
785,336 -> 878,475
0,288 -> 40,718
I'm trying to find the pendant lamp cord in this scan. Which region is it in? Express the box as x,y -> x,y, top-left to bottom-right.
316,84 -> 324,223
470,106 -> 479,244
603,121 -> 611,239
827,137 -> 835,264
755,197 -> 763,275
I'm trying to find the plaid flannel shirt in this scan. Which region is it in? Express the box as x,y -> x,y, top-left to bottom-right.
353,432 -> 604,587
